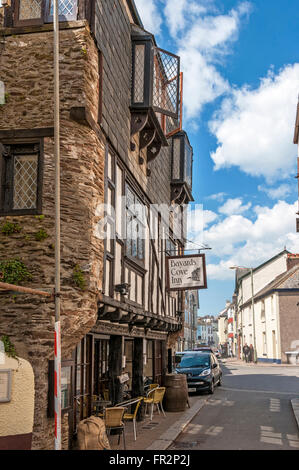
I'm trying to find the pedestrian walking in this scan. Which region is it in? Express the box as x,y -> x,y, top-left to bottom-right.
243,343 -> 250,363
249,344 -> 254,363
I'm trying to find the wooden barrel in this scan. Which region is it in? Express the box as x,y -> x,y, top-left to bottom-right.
163,374 -> 189,412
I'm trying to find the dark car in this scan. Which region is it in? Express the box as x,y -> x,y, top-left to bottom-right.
176,351 -> 222,394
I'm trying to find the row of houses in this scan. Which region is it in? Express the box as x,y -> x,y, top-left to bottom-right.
218,250 -> 299,364
0,0 -> 197,450
177,290 -> 199,351
197,315 -> 218,348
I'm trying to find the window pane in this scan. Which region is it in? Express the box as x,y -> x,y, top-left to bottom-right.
13,154 -> 38,210
49,0 -> 76,17
19,0 -> 42,20
133,44 -> 145,103
184,144 -> 192,187
172,137 -> 181,180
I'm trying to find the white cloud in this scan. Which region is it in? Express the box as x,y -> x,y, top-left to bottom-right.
182,2 -> 251,53
164,1 -> 251,118
205,192 -> 227,202
204,209 -> 218,226
195,200 -> 299,280
187,207 -> 218,248
135,1 -> 252,118
210,64 -> 299,182
164,0 -> 208,38
134,0 -> 162,35
219,197 -> 251,215
178,48 -> 230,119
258,183 -> 293,200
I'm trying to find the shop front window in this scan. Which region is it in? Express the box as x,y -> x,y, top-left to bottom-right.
93,339 -> 110,400
73,336 -> 92,431
144,340 -> 153,383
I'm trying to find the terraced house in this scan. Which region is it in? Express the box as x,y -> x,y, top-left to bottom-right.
0,0 -> 194,449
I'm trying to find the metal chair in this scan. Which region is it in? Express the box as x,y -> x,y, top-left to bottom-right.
143,387 -> 166,421
123,397 -> 143,441
149,383 -> 159,391
104,407 -> 126,450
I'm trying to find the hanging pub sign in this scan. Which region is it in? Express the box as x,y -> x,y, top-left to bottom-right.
166,254 -> 207,291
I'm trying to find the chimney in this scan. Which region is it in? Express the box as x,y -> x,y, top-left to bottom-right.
287,253 -> 299,270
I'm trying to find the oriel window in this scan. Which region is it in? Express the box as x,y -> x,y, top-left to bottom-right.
0,142 -> 43,215
131,37 -> 180,120
13,0 -> 78,26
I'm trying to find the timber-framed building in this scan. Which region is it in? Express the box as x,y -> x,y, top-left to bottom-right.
0,0 -> 194,449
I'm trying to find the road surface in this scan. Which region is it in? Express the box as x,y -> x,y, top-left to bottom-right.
170,361 -> 299,450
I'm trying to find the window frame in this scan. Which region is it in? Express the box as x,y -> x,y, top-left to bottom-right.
14,0 -> 44,27
0,139 -> 43,216
73,335 -> 93,432
13,0 -> 78,27
44,0 -> 78,23
125,182 -> 146,264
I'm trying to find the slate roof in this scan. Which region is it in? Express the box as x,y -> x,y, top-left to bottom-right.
240,263 -> 299,308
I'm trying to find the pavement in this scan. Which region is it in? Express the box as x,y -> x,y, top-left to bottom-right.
109,360 -> 299,450
109,395 -> 209,450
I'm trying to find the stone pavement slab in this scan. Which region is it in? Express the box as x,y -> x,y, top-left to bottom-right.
109,395 -> 209,451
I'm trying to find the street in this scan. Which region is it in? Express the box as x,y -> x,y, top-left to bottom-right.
170,361 -> 299,450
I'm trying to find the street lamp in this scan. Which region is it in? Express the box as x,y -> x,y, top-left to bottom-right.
230,265 -> 257,363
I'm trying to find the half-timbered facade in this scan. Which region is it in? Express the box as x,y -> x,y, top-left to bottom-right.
0,0 -> 194,449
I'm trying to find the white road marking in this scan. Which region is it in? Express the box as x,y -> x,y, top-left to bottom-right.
221,387 -> 298,395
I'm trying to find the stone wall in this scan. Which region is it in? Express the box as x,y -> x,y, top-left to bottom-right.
0,24 -> 105,449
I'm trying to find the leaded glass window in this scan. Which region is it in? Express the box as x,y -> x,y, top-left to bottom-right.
13,154 -> 38,210
45,0 -> 78,22
125,184 -> 146,261
18,0 -> 42,19
0,142 -> 42,215
14,0 -> 78,25
133,44 -> 145,104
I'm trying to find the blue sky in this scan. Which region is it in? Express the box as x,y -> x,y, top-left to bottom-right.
135,0 -> 299,316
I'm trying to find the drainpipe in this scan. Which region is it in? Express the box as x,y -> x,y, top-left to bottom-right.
53,0 -> 61,451
251,269 -> 257,363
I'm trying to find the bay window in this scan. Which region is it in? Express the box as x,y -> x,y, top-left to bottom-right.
170,131 -> 193,203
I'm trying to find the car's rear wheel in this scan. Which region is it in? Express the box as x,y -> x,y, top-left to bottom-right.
208,380 -> 214,394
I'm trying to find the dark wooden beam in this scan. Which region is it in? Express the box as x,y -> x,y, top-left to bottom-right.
1,20 -> 87,37
108,335 -> 123,405
132,338 -> 145,420
0,127 -> 54,140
